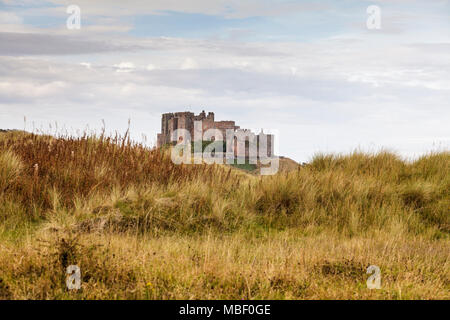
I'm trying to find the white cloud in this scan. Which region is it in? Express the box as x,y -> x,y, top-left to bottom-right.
0,80 -> 68,101
180,58 -> 199,70
113,62 -> 136,73
0,11 -> 23,24
39,0 -> 325,18
1,31 -> 449,161
0,32 -> 145,55
0,1 -> 449,161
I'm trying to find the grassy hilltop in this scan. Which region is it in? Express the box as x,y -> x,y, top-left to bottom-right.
0,130 -> 448,299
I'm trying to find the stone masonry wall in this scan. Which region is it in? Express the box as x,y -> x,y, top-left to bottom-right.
157,110 -> 273,157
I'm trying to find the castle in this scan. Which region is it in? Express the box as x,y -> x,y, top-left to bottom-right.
157,111 -> 274,158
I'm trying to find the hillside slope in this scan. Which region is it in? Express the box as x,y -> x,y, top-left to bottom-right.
0,132 -> 448,299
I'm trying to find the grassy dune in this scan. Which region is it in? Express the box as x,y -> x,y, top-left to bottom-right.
0,131 -> 448,299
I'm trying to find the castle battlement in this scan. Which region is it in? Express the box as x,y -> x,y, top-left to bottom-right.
157,110 -> 273,157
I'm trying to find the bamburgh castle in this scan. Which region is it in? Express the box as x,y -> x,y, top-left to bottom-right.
157,111 -> 274,157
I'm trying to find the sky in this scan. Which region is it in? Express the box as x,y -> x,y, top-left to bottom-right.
0,0 -> 449,162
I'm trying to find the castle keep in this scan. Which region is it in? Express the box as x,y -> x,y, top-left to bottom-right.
157,111 -> 274,157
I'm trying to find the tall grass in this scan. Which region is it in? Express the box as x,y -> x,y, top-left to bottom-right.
0,132 -> 226,213
0,149 -> 23,194
1,132 -> 448,236
0,131 -> 448,299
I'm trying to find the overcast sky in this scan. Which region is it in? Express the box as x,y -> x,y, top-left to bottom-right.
0,0 -> 449,162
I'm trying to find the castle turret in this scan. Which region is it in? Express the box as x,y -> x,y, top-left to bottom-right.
157,110 -> 275,159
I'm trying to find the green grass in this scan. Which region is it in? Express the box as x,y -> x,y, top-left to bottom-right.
0,131 -> 448,299
229,161 -> 258,172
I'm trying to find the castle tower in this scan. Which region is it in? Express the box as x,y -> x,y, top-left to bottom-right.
157,110 -> 275,159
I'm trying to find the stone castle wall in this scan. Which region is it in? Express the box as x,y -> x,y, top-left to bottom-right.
157,110 -> 274,157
